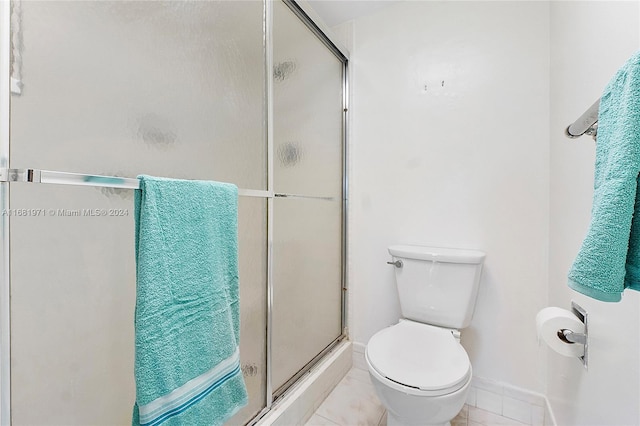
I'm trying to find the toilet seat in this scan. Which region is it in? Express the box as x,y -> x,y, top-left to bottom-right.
366,320 -> 471,396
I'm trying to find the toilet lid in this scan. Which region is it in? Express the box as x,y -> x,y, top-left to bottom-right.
366,321 -> 471,392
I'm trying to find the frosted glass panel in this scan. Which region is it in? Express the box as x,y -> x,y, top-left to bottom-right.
10,186 -> 137,425
8,1 -> 267,424
273,1 -> 343,198
272,197 -> 343,391
7,0 -> 345,422
10,0 -> 266,189
229,197 -> 268,425
9,188 -> 267,425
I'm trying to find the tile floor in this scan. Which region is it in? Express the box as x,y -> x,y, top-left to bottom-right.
305,368 -> 529,426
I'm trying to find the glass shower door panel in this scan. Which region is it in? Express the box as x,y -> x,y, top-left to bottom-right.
9,185 -> 137,425
10,0 -> 266,189
271,197 -> 343,391
9,188 -> 267,425
229,197 -> 268,425
273,1 -> 344,199
8,1 -> 268,424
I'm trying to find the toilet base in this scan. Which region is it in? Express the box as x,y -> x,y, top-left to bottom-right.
387,411 -> 450,426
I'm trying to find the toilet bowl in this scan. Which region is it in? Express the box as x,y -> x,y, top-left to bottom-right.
366,245 -> 485,426
365,320 -> 472,426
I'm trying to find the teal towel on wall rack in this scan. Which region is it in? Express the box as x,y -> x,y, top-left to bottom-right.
568,51 -> 640,302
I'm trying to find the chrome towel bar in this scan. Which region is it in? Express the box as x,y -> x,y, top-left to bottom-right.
565,98 -> 600,140
0,168 -> 339,200
0,168 -> 139,188
0,168 -> 269,198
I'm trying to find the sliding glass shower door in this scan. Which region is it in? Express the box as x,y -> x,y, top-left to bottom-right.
7,2 -> 268,424
271,1 -> 345,394
2,1 -> 346,424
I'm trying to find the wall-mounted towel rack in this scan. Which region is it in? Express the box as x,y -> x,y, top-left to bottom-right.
565,98 -> 600,140
0,168 -> 269,198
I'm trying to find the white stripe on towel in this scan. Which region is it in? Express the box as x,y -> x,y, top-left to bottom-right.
138,347 -> 241,425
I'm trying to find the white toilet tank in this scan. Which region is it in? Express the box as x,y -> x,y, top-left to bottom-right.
389,245 -> 485,330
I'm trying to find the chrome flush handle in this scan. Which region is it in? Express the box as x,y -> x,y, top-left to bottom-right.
386,260 -> 403,268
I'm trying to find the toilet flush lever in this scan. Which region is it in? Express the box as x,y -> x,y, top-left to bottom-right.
386,260 -> 403,268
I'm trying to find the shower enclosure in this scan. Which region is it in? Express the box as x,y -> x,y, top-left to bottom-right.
0,1 -> 348,424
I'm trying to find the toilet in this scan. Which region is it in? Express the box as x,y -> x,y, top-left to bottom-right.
365,245 -> 485,426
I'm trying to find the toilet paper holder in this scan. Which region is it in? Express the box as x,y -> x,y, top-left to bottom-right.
557,328 -> 587,345
559,301 -> 588,369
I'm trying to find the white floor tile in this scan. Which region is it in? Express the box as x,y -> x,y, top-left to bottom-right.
314,372 -> 384,426
452,405 -> 469,426
346,367 -> 371,384
304,414 -> 340,426
309,369 -> 531,426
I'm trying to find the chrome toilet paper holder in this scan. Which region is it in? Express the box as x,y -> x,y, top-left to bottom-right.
557,328 -> 586,345
556,301 -> 588,369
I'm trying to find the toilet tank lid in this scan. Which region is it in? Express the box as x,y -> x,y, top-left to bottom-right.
388,245 -> 485,264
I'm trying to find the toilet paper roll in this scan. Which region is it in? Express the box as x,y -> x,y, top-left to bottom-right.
536,307 -> 585,357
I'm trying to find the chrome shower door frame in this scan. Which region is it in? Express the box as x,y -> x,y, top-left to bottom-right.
265,0 -> 350,404
0,1 -> 11,424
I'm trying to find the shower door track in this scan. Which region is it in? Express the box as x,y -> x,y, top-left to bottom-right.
272,335 -> 346,401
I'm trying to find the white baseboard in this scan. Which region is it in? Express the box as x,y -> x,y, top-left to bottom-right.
467,376 -> 553,426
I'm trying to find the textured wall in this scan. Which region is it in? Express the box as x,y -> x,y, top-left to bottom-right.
548,2 -> 640,425
346,0 -> 550,393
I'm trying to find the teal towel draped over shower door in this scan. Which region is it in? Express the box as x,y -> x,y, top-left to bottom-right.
132,175 -> 247,426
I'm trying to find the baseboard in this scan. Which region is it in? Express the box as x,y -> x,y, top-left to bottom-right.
255,341 -> 352,426
467,376 -> 548,425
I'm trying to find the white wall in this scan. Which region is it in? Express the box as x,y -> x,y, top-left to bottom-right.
346,1 -> 550,393
328,2 -> 640,422
548,2 -> 640,425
